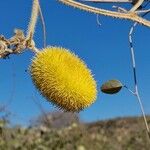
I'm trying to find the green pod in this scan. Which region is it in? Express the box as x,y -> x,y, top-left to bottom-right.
101,79 -> 123,94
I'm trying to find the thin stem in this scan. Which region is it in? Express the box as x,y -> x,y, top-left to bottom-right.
38,1 -> 47,47
129,25 -> 138,87
129,13 -> 150,138
32,47 -> 40,53
123,85 -> 135,95
112,5 -> 127,12
96,15 -> 102,26
136,91 -> 150,138
130,0 -> 144,12
136,9 -> 150,14
27,0 -> 39,39
123,85 -> 149,135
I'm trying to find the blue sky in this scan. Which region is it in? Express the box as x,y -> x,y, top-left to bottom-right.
0,0 -> 150,126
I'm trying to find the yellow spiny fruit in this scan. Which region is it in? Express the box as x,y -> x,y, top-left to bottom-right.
30,47 -> 97,111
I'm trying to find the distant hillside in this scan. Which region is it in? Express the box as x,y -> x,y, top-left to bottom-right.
0,116 -> 150,150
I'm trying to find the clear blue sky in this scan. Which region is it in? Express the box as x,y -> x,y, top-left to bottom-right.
0,0 -> 150,126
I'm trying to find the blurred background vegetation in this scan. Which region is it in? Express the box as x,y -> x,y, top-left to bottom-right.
0,105 -> 150,150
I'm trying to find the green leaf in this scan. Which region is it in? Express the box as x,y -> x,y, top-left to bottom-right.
100,79 -> 123,94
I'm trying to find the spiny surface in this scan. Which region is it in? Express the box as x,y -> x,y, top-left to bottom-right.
30,47 -> 97,111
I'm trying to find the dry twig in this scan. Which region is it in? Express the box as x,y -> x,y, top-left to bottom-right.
59,0 -> 150,27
